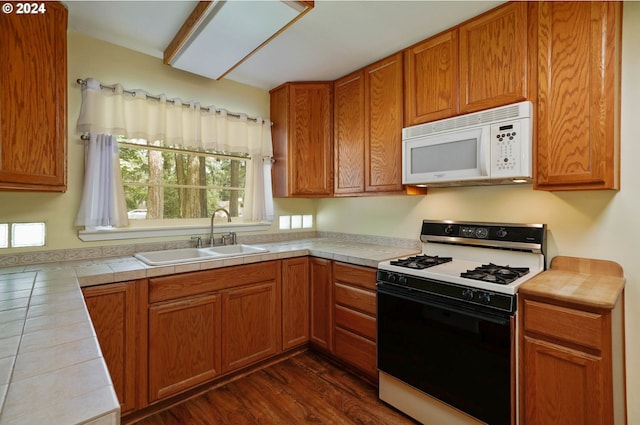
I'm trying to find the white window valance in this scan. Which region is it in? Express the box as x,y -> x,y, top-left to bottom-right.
76,78 -> 273,157
75,78 -> 274,223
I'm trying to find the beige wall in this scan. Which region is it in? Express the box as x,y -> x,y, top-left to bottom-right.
318,3 -> 640,422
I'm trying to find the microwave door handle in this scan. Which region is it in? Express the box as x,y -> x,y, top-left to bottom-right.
479,129 -> 489,176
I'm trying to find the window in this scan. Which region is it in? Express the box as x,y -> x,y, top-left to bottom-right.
0,222 -> 46,248
12,223 -> 46,247
119,139 -> 248,220
278,215 -> 313,230
0,224 -> 7,248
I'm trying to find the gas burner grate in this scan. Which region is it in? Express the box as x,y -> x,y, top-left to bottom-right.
461,263 -> 530,285
390,255 -> 453,270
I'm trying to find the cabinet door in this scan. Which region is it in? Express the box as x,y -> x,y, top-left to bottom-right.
148,295 -> 221,402
290,83 -> 333,196
222,281 -> 280,372
83,282 -> 137,414
523,337 -> 605,425
309,257 -> 333,351
365,53 -> 404,192
282,257 -> 309,350
271,83 -> 333,197
535,2 -> 621,190
404,29 -> 459,126
0,2 -> 67,191
459,2 -> 529,113
334,71 -> 365,195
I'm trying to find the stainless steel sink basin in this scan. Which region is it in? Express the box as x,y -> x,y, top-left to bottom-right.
134,245 -> 268,266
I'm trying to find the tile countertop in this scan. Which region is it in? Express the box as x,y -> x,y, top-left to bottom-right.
0,238 -> 420,425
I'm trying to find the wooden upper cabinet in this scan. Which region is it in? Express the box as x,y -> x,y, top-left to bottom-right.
364,52 -> 404,193
0,2 -> 67,191
270,82 -> 333,197
334,71 -> 365,195
333,53 -> 404,196
534,2 -> 621,191
404,29 -> 459,126
459,2 -> 529,114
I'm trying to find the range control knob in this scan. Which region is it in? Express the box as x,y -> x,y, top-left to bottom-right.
496,228 -> 508,238
444,225 -> 455,235
462,289 -> 474,301
398,275 -> 408,285
479,292 -> 492,304
475,227 -> 489,239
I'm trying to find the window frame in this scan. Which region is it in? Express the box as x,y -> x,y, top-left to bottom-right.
78,139 -> 273,242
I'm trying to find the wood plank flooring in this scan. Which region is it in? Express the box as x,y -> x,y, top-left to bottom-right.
133,351 -> 419,425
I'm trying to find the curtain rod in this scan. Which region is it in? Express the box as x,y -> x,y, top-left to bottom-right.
75,78 -> 267,124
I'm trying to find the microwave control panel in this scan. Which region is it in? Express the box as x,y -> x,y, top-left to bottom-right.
490,120 -> 529,178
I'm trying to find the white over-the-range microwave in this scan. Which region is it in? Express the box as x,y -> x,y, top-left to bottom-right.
402,101 -> 533,187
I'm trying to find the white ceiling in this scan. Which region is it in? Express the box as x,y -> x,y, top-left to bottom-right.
65,0 -> 504,91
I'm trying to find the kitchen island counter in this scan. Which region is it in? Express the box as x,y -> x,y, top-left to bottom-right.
0,236 -> 419,425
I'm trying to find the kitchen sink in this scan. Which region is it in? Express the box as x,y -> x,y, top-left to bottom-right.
134,245 -> 269,266
207,244 -> 268,256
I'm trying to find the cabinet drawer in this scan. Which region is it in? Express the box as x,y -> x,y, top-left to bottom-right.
334,282 -> 376,315
149,261 -> 278,303
334,262 -> 377,291
335,305 -> 376,340
334,327 -> 377,379
523,299 -> 603,351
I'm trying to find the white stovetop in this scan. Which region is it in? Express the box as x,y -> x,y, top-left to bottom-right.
378,243 -> 545,295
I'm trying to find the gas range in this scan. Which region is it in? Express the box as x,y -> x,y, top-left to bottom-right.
377,220 -> 546,313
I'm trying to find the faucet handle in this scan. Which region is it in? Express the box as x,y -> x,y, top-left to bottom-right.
190,236 -> 203,248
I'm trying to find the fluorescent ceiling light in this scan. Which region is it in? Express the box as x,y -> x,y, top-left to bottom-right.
166,1 -> 313,80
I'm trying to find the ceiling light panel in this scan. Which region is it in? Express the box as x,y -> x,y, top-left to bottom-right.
170,1 -> 309,80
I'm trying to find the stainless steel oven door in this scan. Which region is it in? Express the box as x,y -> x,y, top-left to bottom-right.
377,283 -> 513,425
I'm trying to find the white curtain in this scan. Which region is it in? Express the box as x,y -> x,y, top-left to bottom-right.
75,133 -> 129,228
76,78 -> 274,222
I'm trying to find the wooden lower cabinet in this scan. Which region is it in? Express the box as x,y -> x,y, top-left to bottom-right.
148,294 -> 222,402
98,257 -> 382,420
309,257 -> 333,351
332,262 -> 378,381
146,261 -> 281,403
82,281 -> 138,414
519,257 -> 626,425
523,335 -> 604,424
282,257 -> 310,350
222,281 -> 281,372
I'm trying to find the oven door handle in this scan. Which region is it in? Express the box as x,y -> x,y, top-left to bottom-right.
377,284 -> 511,326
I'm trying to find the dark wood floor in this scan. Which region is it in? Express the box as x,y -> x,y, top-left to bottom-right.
133,351 -> 419,425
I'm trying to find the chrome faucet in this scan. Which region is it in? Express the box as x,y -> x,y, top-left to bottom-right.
210,207 -> 231,247
190,236 -> 203,248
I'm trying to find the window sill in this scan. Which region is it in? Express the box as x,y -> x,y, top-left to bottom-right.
78,222 -> 272,242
